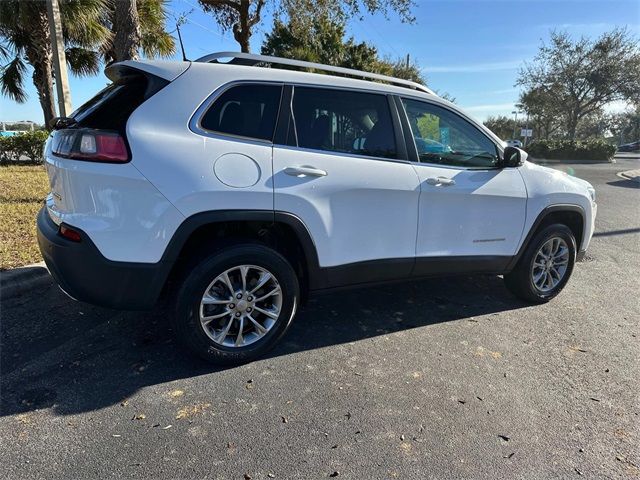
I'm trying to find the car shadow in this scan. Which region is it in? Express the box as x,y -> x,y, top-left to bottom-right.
1,274 -> 527,417
607,179 -> 639,189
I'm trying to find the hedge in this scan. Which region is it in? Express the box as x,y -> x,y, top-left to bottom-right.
0,131 -> 50,164
524,139 -> 616,161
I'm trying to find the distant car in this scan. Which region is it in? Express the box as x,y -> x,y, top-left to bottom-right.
506,139 -> 523,148
617,141 -> 639,152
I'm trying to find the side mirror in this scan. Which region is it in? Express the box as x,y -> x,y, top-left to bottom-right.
502,146 -> 527,167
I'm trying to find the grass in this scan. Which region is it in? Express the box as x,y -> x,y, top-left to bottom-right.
0,165 -> 49,270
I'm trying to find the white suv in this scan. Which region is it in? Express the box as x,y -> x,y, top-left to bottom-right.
37,52 -> 597,364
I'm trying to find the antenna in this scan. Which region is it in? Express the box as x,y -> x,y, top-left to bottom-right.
174,10 -> 192,62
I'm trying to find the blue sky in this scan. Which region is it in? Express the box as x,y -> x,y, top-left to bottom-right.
1,0 -> 638,124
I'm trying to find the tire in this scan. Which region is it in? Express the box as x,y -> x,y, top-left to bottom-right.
172,244 -> 300,365
504,224 -> 576,304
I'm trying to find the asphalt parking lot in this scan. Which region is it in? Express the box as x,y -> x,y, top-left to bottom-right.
1,158 -> 638,479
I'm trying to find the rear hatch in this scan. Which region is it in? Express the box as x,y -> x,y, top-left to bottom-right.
44,61 -> 188,224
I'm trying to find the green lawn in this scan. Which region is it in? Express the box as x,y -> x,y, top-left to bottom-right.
0,165 -> 49,270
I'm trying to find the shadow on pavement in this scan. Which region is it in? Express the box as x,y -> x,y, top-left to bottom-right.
593,227 -> 640,238
1,274 -> 527,417
607,179 -> 639,189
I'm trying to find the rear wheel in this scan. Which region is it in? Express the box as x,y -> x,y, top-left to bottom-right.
172,244 -> 299,365
504,224 -> 576,303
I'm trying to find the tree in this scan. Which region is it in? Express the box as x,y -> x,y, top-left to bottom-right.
112,0 -> 140,61
261,17 -> 425,83
518,86 -> 565,140
0,0 -> 175,125
609,106 -> 640,144
103,0 -> 175,63
199,0 -> 415,53
517,29 -> 640,140
0,0 -> 109,126
484,115 -> 517,140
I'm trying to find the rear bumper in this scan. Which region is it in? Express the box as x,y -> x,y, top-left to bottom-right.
37,207 -> 168,310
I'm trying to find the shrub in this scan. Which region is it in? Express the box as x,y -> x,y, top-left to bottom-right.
0,130 -> 49,164
525,139 -> 616,161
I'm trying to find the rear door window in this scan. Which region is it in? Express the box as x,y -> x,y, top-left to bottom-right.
200,84 -> 283,142
291,87 -> 398,159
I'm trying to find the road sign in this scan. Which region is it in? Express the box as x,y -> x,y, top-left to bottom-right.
521,128 -> 533,138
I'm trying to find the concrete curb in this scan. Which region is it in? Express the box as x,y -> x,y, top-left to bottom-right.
0,262 -> 52,301
531,157 -> 615,165
617,169 -> 640,183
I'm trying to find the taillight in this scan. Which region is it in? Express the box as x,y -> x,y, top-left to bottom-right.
51,128 -> 129,163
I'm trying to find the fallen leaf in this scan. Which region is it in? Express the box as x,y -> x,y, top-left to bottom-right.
503,452 -> 515,459
498,434 -> 510,442
176,403 -> 211,420
281,416 -> 288,424
162,424 -> 172,430
329,472 -> 339,477
475,346 -> 502,359
568,345 -> 588,354
168,389 -> 184,398
133,413 -> 146,420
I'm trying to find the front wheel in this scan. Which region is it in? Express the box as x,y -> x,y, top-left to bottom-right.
504,224 -> 576,303
172,244 -> 300,365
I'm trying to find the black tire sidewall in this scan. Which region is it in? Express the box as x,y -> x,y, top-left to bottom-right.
517,224 -> 577,302
173,244 -> 299,365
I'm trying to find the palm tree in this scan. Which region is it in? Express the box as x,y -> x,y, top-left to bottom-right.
103,0 -> 175,63
0,0 -> 109,126
0,0 -> 175,125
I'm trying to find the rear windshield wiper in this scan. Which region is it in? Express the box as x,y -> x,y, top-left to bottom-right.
49,116 -> 78,130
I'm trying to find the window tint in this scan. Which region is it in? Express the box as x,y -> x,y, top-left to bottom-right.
71,74 -> 165,132
292,87 -> 397,159
201,84 -> 282,141
402,98 -> 499,168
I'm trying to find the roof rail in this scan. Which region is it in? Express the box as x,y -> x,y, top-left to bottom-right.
195,51 -> 434,95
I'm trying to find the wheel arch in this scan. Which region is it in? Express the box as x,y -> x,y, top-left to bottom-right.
160,210 -> 323,299
507,204 -> 585,271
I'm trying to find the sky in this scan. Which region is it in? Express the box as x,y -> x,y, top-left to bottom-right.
1,0 -> 639,124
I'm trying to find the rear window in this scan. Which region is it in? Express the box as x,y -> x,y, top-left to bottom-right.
71,73 -> 165,132
200,84 -> 283,142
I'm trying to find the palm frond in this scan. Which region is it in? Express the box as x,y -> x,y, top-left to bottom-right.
138,0 -> 175,58
60,0 -> 111,47
65,47 -> 100,76
1,55 -> 27,103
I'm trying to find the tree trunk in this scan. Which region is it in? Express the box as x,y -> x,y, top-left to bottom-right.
233,0 -> 251,53
567,111 -> 579,140
32,61 -> 56,127
113,0 -> 141,61
26,13 -> 56,126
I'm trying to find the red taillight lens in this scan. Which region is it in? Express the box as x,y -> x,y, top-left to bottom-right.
59,225 -> 82,242
52,128 -> 130,163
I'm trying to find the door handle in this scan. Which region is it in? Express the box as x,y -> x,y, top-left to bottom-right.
284,166 -> 327,177
426,176 -> 455,186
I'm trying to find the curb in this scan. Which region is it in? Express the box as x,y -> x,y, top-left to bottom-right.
531,157 -> 615,165
0,262 -> 52,301
617,170 -> 640,183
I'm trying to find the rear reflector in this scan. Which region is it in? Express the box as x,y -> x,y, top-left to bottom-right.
59,225 -> 82,242
52,128 -> 129,163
